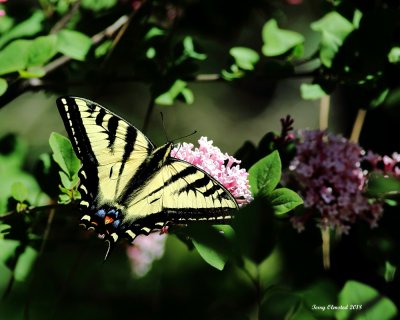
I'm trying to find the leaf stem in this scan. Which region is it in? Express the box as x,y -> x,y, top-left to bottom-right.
322,226 -> 330,270
319,95 -> 330,130
350,109 -> 367,143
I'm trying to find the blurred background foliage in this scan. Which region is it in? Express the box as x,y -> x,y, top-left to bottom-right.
1,0 -> 400,319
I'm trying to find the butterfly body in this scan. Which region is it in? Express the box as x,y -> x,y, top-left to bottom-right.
57,97 -> 238,254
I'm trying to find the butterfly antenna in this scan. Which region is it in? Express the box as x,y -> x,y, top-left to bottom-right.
171,130 -> 198,144
160,112 -> 170,142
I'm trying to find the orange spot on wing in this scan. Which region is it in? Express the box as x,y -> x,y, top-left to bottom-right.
105,216 -> 114,225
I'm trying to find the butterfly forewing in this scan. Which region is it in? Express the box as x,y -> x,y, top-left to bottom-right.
57,97 -> 154,207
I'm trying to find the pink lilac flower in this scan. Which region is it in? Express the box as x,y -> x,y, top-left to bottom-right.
287,130 -> 384,234
126,232 -> 167,277
0,0 -> 6,16
171,136 -> 253,205
363,151 -> 400,177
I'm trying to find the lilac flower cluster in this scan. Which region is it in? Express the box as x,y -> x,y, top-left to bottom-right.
171,136 -> 253,205
126,232 -> 167,277
126,136 -> 252,277
363,151 -> 400,177
288,130 -> 383,234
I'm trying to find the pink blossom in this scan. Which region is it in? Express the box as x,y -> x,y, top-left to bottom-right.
286,130 -> 383,234
0,10 -> 5,16
126,232 -> 167,277
171,136 -> 253,205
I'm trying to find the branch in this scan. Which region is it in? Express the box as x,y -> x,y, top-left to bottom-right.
50,0 -> 82,34
0,14 -> 131,109
0,203 -> 67,219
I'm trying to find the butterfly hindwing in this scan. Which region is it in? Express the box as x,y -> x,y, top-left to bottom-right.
56,96 -> 239,251
123,159 -> 238,224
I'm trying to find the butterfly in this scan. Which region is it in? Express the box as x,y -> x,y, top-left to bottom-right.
57,96 -> 239,257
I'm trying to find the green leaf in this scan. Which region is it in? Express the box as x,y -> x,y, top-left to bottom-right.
0,39 -> 31,75
81,0 -> 117,11
49,132 -> 81,178
14,246 -> 38,281
182,36 -> 207,61
365,173 -> 400,197
311,12 -> 355,67
59,171 -> 73,189
300,83 -> 327,100
186,225 -> 231,270
262,19 -> 304,57
0,224 -> 11,239
0,11 -> 44,49
270,187 -> 303,216
26,35 -> 58,67
19,66 -> 46,78
336,280 -> 397,320
370,89 -> 389,108
11,182 -> 28,203
155,79 -> 191,106
384,261 -> 396,282
248,150 -> 281,197
0,77 -> 7,96
229,47 -> 259,71
193,240 -> 226,271
388,47 -> 400,64
57,29 -> 92,61
144,27 -> 165,40
95,40 -> 112,58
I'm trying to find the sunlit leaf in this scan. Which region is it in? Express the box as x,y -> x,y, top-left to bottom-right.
248,150 -> 281,197
11,182 -> 28,203
49,132 -> 81,178
155,79 -> 192,105
27,35 -> 58,66
311,12 -> 355,67
384,261 -> 396,282
300,83 -> 327,100
388,47 -> 400,64
57,29 -> 92,61
269,187 -> 303,216
0,77 -> 7,96
81,0 -> 117,11
262,19 -> 304,57
229,47 -> 259,71
183,36 -> 207,61
19,67 -> 46,78
336,280 -> 397,320
144,27 -> 165,40
0,39 -> 31,75
0,11 -> 44,49
95,40 -> 112,58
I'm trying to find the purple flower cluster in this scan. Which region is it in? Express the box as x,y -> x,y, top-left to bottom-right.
171,136 -> 253,205
363,151 -> 400,177
288,130 -> 383,233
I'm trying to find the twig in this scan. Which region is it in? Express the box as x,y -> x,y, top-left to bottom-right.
0,14 -> 131,109
50,0 -> 82,34
350,109 -> 367,143
44,14 -> 130,75
319,95 -> 330,130
0,203 -> 64,219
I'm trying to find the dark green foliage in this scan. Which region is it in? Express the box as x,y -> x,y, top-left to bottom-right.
1,0 -> 400,319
